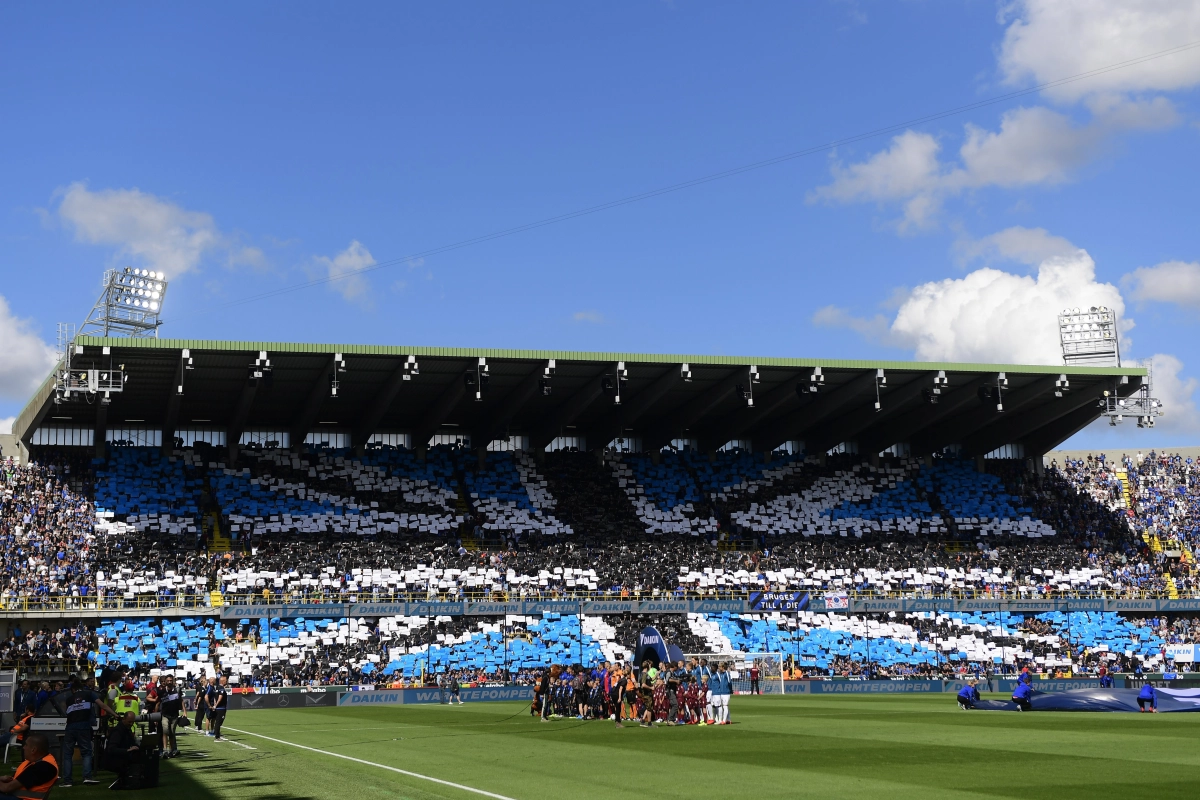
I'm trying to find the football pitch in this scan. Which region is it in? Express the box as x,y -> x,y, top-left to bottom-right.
61,694 -> 1200,799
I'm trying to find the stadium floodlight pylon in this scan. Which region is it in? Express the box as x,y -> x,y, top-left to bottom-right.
79,267 -> 169,338
685,652 -> 785,695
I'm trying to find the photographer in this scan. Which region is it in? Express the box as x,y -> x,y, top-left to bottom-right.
104,713 -> 142,788
159,676 -> 183,758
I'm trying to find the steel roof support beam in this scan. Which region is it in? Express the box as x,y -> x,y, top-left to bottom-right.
94,401 -> 108,460
586,365 -> 681,450
160,353 -> 186,456
860,375 -> 991,456
642,369 -> 745,453
529,368 -> 608,453
1021,397 -> 1132,460
410,366 -> 471,452
966,377 -> 1139,456
805,374 -> 927,455
752,372 -> 877,454
225,379 -> 259,463
289,355 -> 336,452
696,375 -> 804,452
472,368 -> 543,449
913,376 -> 1058,455
351,358 -> 413,451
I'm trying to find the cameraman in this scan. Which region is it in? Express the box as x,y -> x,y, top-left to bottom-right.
159,676 -> 183,758
104,713 -> 142,784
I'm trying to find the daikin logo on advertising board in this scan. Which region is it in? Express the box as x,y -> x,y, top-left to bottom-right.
1109,600 -> 1157,611
638,601 -> 688,613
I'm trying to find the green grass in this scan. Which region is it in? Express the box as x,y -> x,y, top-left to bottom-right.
45,695 -> 1200,799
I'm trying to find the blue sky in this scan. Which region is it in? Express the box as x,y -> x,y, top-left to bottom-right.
3,1 -> 1200,450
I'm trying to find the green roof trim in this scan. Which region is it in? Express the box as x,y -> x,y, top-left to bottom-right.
70,335 -> 1144,376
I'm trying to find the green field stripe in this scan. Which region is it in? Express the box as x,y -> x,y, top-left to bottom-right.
225,724 -> 519,799
742,702 -> 1200,767
182,698 -> 1200,800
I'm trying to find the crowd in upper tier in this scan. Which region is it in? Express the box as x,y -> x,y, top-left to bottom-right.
3,446 -> 1198,607
1,445 -> 1199,682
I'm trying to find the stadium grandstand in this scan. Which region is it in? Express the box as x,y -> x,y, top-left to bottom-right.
3,337 -> 1198,698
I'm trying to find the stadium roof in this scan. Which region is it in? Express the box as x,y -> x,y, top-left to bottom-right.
16,336 -> 1145,458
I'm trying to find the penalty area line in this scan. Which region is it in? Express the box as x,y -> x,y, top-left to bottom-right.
224,726 -> 518,800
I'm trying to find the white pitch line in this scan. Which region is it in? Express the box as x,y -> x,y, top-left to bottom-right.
218,737 -> 258,750
224,726 -> 517,800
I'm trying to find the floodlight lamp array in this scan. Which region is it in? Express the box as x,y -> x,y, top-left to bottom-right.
112,268 -> 167,312
1059,305 -> 1120,367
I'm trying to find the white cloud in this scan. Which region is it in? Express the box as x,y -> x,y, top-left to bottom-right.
0,294 -> 57,401
0,417 -> 13,435
315,241 -> 376,303
810,131 -> 943,230
821,246 -> 1126,365
57,183 -> 225,278
811,305 -> 891,342
812,1 -> 1194,229
811,104 -> 1165,229
999,0 -> 1200,103
572,311 -> 604,323
955,226 -> 1078,267
948,107 -> 1100,189
1123,260 -> 1200,309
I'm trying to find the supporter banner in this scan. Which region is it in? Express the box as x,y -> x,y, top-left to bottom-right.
749,592 -> 810,612
822,593 -> 849,611
229,692 -> 337,710
335,686 -> 534,707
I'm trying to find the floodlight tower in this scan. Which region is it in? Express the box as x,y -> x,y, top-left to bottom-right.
1057,306 -> 1161,427
1058,306 -> 1120,367
53,267 -> 169,406
78,267 -> 169,337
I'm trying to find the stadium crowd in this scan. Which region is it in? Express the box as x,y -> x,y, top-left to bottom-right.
1,445 -> 1198,687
